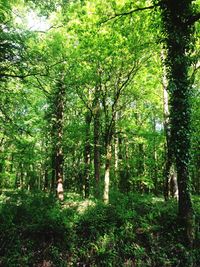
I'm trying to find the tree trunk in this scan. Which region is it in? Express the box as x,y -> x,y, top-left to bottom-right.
44,167 -> 48,191
162,50 -> 176,200
124,139 -> 131,192
152,116 -> 158,195
118,134 -> 126,192
137,143 -> 144,176
114,134 -> 119,174
84,111 -> 92,198
94,106 -> 100,197
192,141 -> 200,194
103,108 -> 115,203
164,88 -> 176,200
51,152 -> 56,191
103,143 -> 112,204
20,163 -> 24,189
195,147 -> 200,194
114,112 -> 119,186
160,0 -> 194,248
169,165 -> 178,198
51,76 -> 65,200
93,98 -> 101,197
37,173 -> 41,191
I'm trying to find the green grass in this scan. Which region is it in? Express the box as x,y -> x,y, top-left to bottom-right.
0,190 -> 199,267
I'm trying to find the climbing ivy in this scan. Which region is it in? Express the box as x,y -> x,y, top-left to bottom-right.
155,0 -> 198,249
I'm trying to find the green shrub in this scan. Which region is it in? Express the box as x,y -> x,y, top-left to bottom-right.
0,190 -> 199,266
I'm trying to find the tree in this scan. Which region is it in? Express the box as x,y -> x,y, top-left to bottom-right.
157,0 -> 198,248
1,0 -> 199,208
162,50 -> 178,200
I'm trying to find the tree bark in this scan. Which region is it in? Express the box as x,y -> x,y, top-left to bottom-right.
51,152 -> 56,191
152,116 -> 158,195
160,0 -> 195,248
114,112 -> 119,183
137,143 -> 144,176
103,111 -> 114,203
44,167 -> 49,191
51,75 -> 65,200
93,94 -> 101,197
103,143 -> 112,204
162,50 -> 177,200
20,162 -> 24,189
84,111 -> 92,198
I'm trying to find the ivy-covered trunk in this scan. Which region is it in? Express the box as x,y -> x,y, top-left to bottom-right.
51,76 -> 65,199
159,0 -> 194,247
162,53 -> 177,200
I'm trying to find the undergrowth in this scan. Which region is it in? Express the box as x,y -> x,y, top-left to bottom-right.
0,190 -> 199,267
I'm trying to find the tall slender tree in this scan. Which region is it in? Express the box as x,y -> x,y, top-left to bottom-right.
51,74 -> 65,197
158,0 -> 198,247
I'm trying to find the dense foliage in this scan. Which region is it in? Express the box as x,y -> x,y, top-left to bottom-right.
0,191 -> 199,267
0,0 -> 199,266
0,0 -> 199,195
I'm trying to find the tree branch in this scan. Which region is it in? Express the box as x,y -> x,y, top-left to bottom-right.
35,77 -> 51,96
190,61 -> 200,83
29,24 -> 64,34
0,72 -> 47,79
187,13 -> 200,25
101,4 -> 159,23
75,87 -> 94,116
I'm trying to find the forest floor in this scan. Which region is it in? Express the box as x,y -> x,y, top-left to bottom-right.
0,190 -> 199,267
